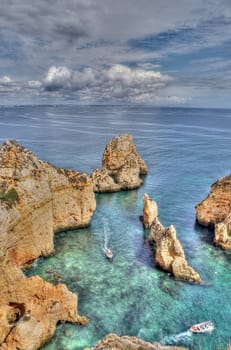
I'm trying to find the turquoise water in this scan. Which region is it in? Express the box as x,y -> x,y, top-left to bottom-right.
0,105 -> 230,349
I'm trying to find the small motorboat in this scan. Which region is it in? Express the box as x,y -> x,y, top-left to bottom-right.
190,321 -> 214,333
104,247 -> 113,259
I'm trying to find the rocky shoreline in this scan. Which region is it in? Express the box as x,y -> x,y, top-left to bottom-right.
0,140 -> 95,349
1,133 -> 225,349
196,174 -> 231,249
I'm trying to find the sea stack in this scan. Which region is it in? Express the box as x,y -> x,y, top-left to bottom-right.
92,134 -> 148,192
196,174 -> 231,249
143,194 -> 201,283
0,140 -> 95,349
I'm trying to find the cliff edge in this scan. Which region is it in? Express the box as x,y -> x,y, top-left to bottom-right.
195,174 -> 231,249
0,140 -> 96,349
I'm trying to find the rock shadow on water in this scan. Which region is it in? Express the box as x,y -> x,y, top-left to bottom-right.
194,221 -> 214,245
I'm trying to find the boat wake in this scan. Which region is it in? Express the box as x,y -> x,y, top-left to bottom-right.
160,330 -> 192,346
102,216 -> 110,250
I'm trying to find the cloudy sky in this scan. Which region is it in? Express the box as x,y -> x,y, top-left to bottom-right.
0,0 -> 231,107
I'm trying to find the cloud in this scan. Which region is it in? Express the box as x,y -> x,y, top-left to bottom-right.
0,76 -> 12,84
43,64 -> 173,103
0,0 -> 231,106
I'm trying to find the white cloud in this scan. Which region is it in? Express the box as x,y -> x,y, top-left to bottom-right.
0,76 -> 12,84
42,64 -> 173,103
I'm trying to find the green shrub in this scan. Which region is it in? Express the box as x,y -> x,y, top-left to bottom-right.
0,188 -> 19,205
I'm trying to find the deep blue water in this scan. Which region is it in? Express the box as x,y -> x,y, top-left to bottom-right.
0,105 -> 230,350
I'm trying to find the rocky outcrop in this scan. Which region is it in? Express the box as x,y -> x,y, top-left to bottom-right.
195,175 -> 231,249
0,262 -> 87,350
91,134 -> 147,192
92,333 -> 188,350
143,194 -> 201,283
143,193 -> 158,229
0,140 -> 96,267
0,140 -> 96,349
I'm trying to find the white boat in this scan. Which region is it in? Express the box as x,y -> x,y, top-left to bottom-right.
104,248 -> 113,259
190,321 -> 214,333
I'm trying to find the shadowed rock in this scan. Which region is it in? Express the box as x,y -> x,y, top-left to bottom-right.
196,174 -> 231,249
91,134 -> 148,192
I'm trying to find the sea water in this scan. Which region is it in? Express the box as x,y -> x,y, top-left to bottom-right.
0,105 -> 230,350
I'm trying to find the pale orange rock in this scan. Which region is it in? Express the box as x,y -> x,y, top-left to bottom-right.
150,219 -> 201,283
0,262 -> 87,350
0,140 -> 96,267
143,193 -> 158,228
0,140 -> 96,349
91,134 -> 147,192
142,194 -> 201,283
196,174 -> 231,249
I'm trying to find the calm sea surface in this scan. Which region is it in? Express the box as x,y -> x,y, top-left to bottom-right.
1,105 -> 230,349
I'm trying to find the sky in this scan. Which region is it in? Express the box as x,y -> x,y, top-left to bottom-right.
0,0 -> 231,108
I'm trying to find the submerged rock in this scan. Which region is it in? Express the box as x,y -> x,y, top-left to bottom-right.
0,140 -> 95,349
91,333 -> 188,350
142,195 -> 201,283
91,134 -> 148,192
195,174 -> 231,249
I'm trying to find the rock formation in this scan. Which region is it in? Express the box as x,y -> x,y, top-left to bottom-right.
143,193 -> 158,229
143,194 -> 201,283
91,333 -> 188,350
0,140 -> 96,349
0,263 -> 87,350
195,175 -> 231,249
91,134 -> 148,192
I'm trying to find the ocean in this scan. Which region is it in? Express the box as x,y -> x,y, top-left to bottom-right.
1,105 -> 230,349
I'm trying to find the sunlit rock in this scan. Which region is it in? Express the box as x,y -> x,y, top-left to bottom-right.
91,134 -> 147,192
196,174 -> 231,249
0,140 -> 95,349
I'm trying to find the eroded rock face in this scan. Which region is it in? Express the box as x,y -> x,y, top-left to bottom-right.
143,193 -> 158,229
91,134 -> 148,192
0,262 -> 87,350
195,175 -> 231,249
143,195 -> 201,283
0,140 -> 96,349
92,333 -> 188,350
0,140 -> 96,267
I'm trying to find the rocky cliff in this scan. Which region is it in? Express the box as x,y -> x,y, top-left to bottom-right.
0,140 -> 96,349
91,333 -> 188,350
195,175 -> 231,249
143,194 -> 201,283
92,134 -> 147,192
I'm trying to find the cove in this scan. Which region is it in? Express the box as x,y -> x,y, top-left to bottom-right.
1,104 -> 230,349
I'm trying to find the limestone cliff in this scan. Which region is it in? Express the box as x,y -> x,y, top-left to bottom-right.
195,174 -> 231,249
143,194 -> 201,283
91,333 -> 188,350
0,140 -> 96,267
0,140 -> 96,349
91,134 -> 147,192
